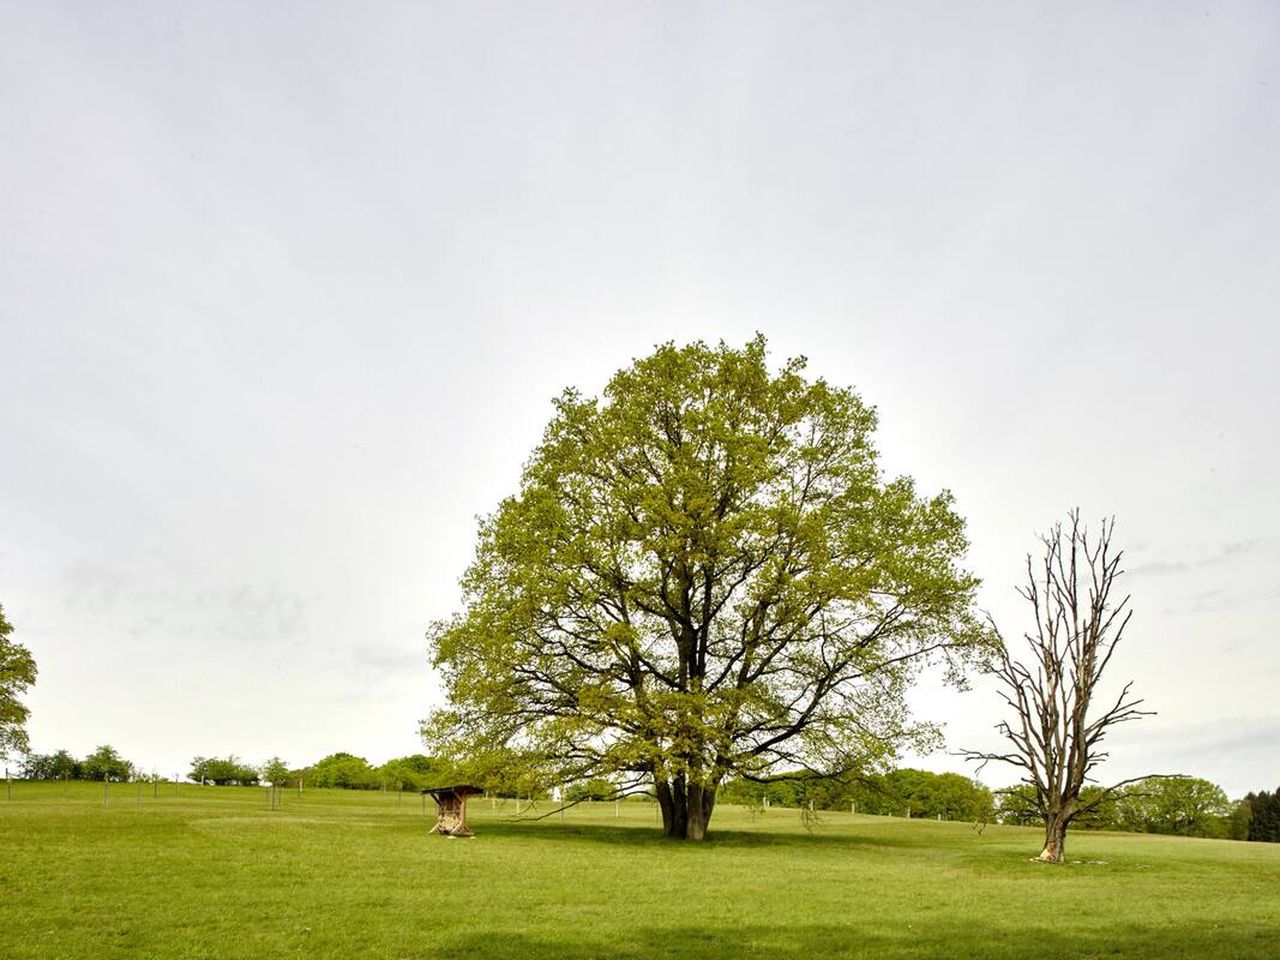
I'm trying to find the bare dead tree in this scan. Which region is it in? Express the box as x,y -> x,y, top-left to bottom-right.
961,511 -> 1158,863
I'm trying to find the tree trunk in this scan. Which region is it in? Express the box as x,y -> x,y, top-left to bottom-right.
655,777 -> 716,840
687,782 -> 707,841
1037,812 -> 1069,863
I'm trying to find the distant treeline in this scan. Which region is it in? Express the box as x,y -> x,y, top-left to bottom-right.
21,745 -> 134,782
994,777 -> 1260,840
19,746 -> 457,793
719,768 -> 995,822
720,770 -> 1280,843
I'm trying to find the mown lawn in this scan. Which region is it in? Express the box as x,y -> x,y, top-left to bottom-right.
2,780 -> 1277,959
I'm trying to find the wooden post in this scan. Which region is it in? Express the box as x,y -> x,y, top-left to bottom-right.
5,767 -> 10,800
615,799 -> 620,818
103,774 -> 110,808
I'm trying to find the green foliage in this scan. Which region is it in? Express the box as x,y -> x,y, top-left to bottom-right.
377,754 -> 451,792
721,768 -> 993,821
994,784 -> 1040,827
304,752 -> 381,790
998,776 -> 1242,839
82,745 -> 133,782
565,777 -> 617,802
261,757 -> 291,786
1227,798 -> 1253,841
873,769 -> 994,821
1244,787 -> 1280,842
426,337 -> 985,837
0,603 -> 38,761
189,755 -> 260,785
21,749 -> 82,780
1114,777 -> 1233,838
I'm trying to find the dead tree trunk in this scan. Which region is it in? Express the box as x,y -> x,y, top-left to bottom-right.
1039,808 -> 1071,863
962,512 -> 1158,863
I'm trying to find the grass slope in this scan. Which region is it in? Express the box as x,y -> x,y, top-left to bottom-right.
2,781 -> 1277,959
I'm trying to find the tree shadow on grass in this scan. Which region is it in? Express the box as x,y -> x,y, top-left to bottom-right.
470,818 -> 917,852
433,919 -> 1279,960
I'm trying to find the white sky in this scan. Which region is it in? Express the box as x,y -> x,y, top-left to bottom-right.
1,2 -> 1276,797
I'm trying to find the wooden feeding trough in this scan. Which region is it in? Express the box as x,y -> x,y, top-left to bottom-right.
423,785 -> 483,837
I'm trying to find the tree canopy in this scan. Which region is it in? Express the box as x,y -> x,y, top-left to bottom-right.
82,744 -> 132,782
304,752 -> 380,790
22,748 -> 81,781
1244,787 -> 1280,842
425,337 -> 984,839
0,603 -> 38,762
190,755 -> 260,786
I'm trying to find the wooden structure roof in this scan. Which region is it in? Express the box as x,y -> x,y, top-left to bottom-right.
422,785 -> 483,837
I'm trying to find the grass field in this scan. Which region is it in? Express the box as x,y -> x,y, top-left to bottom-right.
2,780 -> 1277,959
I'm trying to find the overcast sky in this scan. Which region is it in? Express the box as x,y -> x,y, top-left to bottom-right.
2,2 -> 1276,798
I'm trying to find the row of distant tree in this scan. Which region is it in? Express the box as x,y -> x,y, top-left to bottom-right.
720,768 -> 996,822
996,777 -> 1256,840
20,745 -> 134,782
718,769 -> 1280,843
18,746 -> 455,792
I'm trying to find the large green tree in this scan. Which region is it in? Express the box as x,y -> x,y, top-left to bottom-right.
426,338 -> 984,840
0,603 -> 38,762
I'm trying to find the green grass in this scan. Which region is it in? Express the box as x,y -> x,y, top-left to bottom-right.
2,780 -> 1277,959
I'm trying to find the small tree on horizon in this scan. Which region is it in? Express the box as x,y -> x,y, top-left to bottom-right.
83,744 -> 133,782
262,757 -> 290,786
962,512 -> 1164,862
